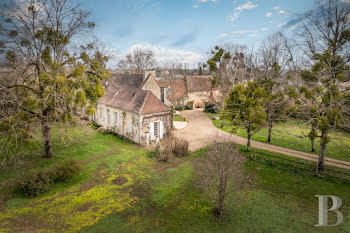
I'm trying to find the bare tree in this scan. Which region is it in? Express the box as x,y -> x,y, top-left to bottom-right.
257,32 -> 293,142
194,136 -> 248,218
207,43 -> 257,107
117,47 -> 156,73
295,0 -> 350,171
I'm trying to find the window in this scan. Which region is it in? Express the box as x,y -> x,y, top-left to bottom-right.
210,91 -> 213,97
114,111 -> 119,126
154,122 -> 159,137
107,109 -> 110,125
160,87 -> 165,103
101,107 -> 104,121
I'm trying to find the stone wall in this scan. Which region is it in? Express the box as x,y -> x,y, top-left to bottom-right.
95,104 -> 172,145
142,74 -> 161,100
187,90 -> 220,108
95,104 -> 141,143
140,112 -> 172,146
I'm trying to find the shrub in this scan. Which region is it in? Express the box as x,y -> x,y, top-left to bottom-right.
204,102 -> 220,114
155,136 -> 189,162
17,159 -> 81,196
185,101 -> 194,110
175,105 -> 184,111
158,138 -> 174,162
173,137 -> 189,157
52,159 -> 81,182
18,169 -> 52,197
220,121 -> 225,128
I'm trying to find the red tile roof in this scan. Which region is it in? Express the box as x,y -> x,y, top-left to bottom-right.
141,91 -> 171,114
185,75 -> 218,92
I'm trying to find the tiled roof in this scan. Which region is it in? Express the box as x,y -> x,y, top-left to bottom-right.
141,91 -> 171,114
99,73 -> 170,114
185,75 -> 217,92
156,79 -> 187,99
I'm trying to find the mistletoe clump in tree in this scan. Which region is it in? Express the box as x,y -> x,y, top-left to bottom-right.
207,44 -> 254,104
297,0 -> 350,171
0,0 -> 109,158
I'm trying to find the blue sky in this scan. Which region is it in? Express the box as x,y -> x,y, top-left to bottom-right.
79,0 -> 316,67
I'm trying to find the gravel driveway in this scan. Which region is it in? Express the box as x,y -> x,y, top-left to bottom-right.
173,108 -> 350,170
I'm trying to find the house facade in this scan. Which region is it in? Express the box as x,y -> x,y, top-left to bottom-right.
94,71 -> 172,146
157,75 -> 220,108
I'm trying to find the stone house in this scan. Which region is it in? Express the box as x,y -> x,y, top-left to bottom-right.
157,75 -> 220,108
185,75 -> 220,108
94,71 -> 172,146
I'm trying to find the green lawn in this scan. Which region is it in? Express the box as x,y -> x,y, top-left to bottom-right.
206,112 -> 350,162
1,124 -> 350,232
173,114 -> 186,122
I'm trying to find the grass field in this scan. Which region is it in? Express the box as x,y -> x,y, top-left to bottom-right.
173,114 -> 186,122
1,124 -> 349,232
206,112 -> 350,162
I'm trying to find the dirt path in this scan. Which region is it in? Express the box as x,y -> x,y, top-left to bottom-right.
173,108 -> 350,170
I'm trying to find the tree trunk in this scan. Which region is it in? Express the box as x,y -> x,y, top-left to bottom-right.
41,118 -> 53,158
318,135 -> 328,172
247,124 -> 251,151
310,124 -> 316,152
268,119 -> 272,142
217,176 -> 226,219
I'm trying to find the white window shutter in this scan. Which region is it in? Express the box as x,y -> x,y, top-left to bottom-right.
117,112 -> 120,125
129,122 -> 133,133
111,110 -> 113,125
150,122 -> 154,140
160,121 -> 164,139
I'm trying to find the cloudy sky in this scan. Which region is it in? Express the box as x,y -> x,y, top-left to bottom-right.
79,0 -> 316,67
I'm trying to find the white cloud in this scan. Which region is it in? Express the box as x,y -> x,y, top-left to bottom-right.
260,27 -> 268,31
126,44 -> 203,67
228,11 -> 241,22
235,1 -> 257,11
265,12 -> 272,17
278,22 -> 286,28
193,4 -> 199,8
220,29 -> 258,39
199,0 -> 217,2
273,6 -> 288,15
228,1 -> 258,23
